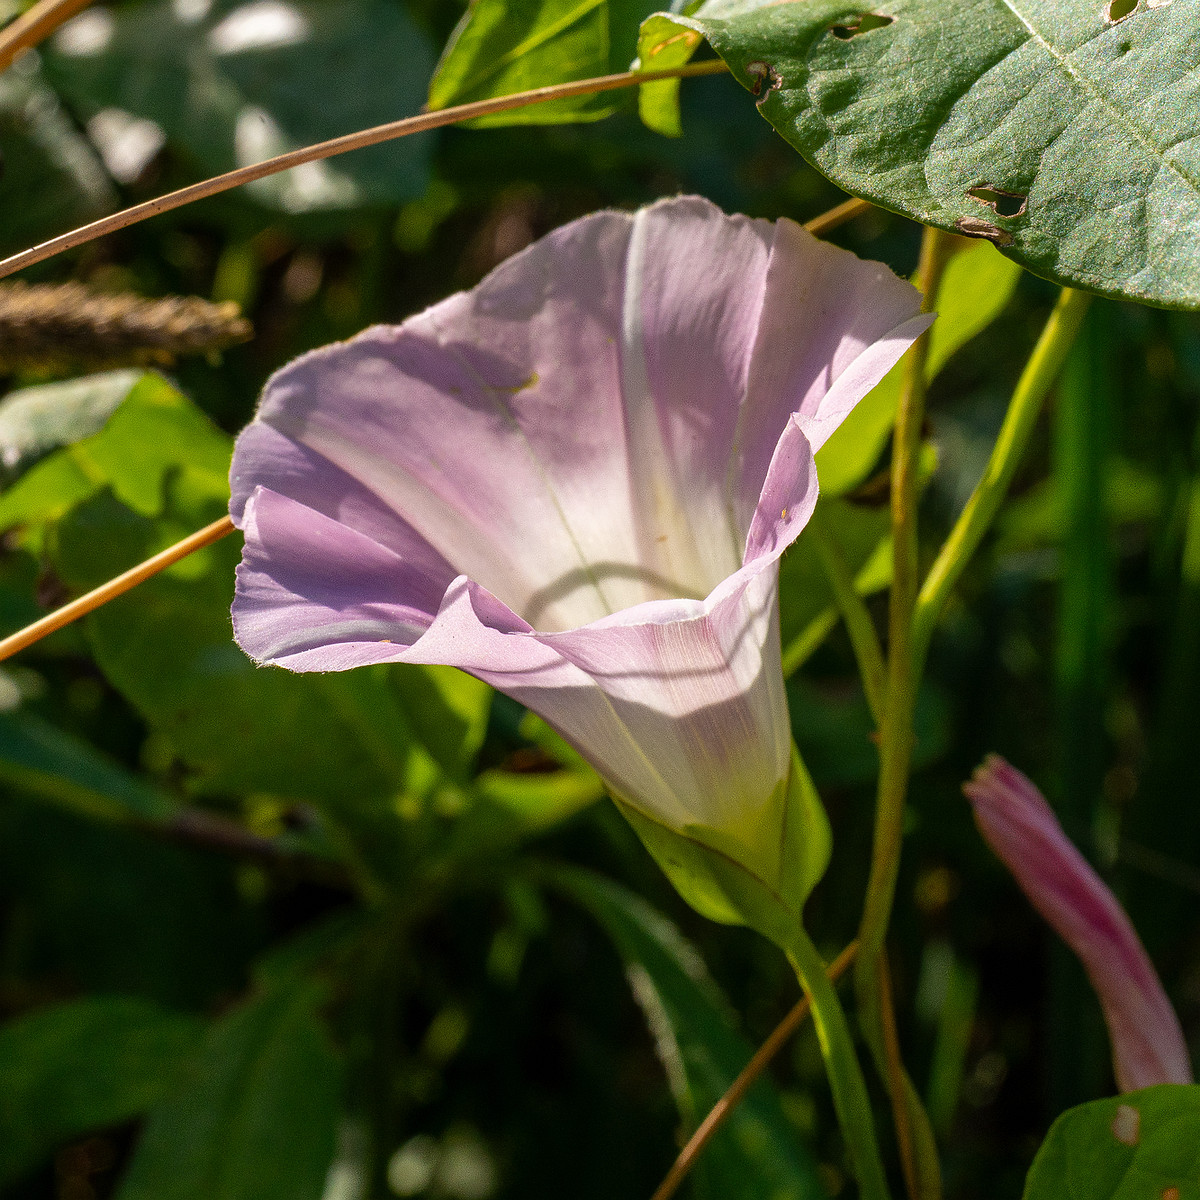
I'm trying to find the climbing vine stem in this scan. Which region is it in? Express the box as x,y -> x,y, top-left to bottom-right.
855,223 -> 955,1200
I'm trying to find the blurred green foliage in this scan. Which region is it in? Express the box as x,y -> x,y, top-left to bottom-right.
0,0 -> 1198,1198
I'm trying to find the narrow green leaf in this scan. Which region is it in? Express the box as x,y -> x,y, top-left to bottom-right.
0,709 -> 178,824
428,0 -> 662,125
815,240 -> 1023,499
553,867 -> 826,1200
0,62 -> 115,256
1024,1085 -> 1200,1200
116,981 -> 343,1200
0,997 -> 204,1187
642,0 -> 1200,307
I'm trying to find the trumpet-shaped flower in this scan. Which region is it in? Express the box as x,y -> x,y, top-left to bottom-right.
229,195 -> 929,918
964,755 -> 1192,1092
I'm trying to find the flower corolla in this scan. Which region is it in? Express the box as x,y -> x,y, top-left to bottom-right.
229,196 -> 929,919
965,754 -> 1192,1092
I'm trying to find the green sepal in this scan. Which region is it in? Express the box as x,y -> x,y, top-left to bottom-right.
612,742 -> 830,948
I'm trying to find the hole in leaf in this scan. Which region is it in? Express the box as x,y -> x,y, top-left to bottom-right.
830,13 -> 894,39
745,60 -> 783,106
954,217 -> 1014,247
967,185 -> 1027,218
1106,0 -> 1138,21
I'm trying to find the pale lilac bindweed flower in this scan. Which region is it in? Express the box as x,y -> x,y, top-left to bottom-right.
964,754 -> 1192,1092
229,196 -> 929,899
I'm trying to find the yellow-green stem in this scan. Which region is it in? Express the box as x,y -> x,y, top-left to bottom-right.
855,224 -> 955,1200
787,926 -> 892,1200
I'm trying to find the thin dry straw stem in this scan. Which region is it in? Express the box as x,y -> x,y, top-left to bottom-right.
649,941 -> 859,1200
0,60 -> 730,281
0,514 -> 234,662
0,0 -> 94,74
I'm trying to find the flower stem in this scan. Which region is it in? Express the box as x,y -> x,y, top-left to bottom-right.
911,287 -> 1092,675
785,926 -> 891,1200
809,506 -> 887,725
857,224 -> 952,967
650,942 -> 859,1200
855,224 -> 955,1200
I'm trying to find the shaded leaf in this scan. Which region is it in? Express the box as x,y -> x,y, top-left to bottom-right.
0,997 -> 203,1187
43,0 -> 434,212
641,0 -> 1200,307
554,867 -> 826,1200
0,708 -> 177,824
0,60 -> 115,256
116,980 -> 343,1200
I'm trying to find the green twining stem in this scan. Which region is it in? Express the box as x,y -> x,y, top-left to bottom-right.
855,224 -> 956,1200
785,925 -> 892,1200
911,286 -> 1092,675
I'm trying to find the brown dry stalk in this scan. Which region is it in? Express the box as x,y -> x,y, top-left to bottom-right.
878,953 -> 920,1200
649,941 -> 859,1200
0,59 -> 731,281
0,280 -> 252,370
0,0 -> 94,74
0,514 -> 234,662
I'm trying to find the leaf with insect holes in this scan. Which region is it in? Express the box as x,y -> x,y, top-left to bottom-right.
638,0 -> 1200,308
1023,1085 -> 1200,1200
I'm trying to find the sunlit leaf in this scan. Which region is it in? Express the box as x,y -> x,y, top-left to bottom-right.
640,0 -> 1200,307
429,0 -> 663,125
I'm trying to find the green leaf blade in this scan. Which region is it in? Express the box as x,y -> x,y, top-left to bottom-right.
649,0 -> 1200,307
1024,1085 -> 1200,1200
554,867 -> 827,1200
116,982 -> 343,1200
0,997 -> 204,1187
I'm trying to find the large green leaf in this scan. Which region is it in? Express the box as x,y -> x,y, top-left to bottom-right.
1024,1085 -> 1200,1200
554,867 -> 826,1200
640,0 -> 1200,308
42,0 -> 434,211
0,997 -> 204,1187
116,980 -> 343,1200
429,0 -> 662,125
